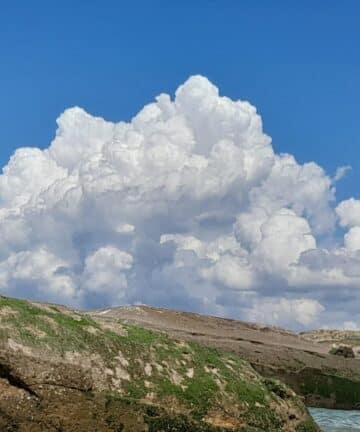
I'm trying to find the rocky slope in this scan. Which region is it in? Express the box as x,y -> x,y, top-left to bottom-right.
89,305 -> 360,410
301,329 -> 360,357
0,296 -> 318,431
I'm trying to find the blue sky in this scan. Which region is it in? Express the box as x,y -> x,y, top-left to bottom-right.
1,2 -> 360,328
1,1 -> 359,200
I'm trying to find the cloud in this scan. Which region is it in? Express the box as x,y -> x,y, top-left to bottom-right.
0,75 -> 359,329
333,165 -> 351,183
81,246 -> 133,307
251,208 -> 316,274
244,298 -> 325,328
341,321 -> 360,330
0,248 -> 76,303
336,198 -> 360,228
344,227 -> 360,252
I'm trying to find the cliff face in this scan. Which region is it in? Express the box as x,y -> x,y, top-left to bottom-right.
0,296 -> 318,432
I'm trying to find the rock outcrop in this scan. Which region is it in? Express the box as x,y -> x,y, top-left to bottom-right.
302,329 -> 360,358
329,344 -> 355,358
0,296 -> 318,431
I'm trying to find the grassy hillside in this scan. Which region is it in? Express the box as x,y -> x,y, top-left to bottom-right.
0,296 -> 319,431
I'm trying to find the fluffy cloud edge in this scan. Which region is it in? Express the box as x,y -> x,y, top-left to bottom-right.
0,75 -> 358,329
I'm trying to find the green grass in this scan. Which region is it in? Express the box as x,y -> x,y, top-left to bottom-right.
125,324 -> 165,345
0,296 -> 124,359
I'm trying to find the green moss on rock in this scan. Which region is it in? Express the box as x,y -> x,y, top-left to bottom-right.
297,367 -> 360,409
296,419 -> 321,432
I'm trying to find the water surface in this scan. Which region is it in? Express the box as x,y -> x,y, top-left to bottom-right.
309,408 -> 360,431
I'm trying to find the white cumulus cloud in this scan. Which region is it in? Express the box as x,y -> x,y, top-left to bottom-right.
0,75 -> 358,329
245,298 -> 325,328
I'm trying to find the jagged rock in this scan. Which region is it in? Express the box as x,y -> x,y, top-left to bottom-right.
0,295 -> 319,431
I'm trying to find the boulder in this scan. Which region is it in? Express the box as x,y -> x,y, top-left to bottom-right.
329,344 -> 355,358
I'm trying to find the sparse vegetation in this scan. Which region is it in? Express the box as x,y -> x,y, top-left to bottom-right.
0,295 -> 320,431
296,419 -> 321,432
0,296 -> 122,357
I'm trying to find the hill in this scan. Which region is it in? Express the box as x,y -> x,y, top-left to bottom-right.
89,304 -> 360,410
0,296 -> 319,431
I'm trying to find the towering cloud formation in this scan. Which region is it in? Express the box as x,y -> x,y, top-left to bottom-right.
0,76 -> 358,329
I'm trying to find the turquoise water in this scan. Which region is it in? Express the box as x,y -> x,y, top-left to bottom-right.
309,408 -> 360,431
